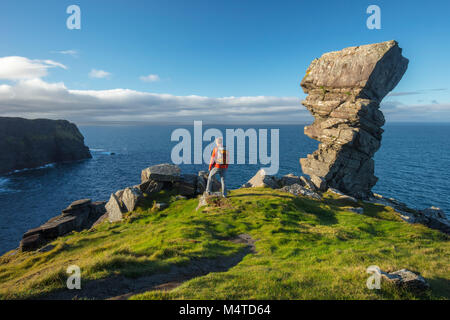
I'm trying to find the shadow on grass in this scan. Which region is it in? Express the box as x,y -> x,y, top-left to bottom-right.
37,235 -> 256,300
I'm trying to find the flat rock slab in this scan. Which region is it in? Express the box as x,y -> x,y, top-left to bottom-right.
141,163 -> 181,183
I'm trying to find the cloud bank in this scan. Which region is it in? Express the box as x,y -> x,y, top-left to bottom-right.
0,56 -> 448,124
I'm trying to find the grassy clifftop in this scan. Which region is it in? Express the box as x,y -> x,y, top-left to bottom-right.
0,188 -> 449,300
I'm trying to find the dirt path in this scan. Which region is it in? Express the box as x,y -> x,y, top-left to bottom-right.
40,234 -> 256,300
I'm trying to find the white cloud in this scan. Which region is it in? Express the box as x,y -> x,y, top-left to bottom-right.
0,77 -> 306,123
52,50 -> 79,58
140,74 -> 160,82
89,69 -> 111,79
0,56 -> 67,81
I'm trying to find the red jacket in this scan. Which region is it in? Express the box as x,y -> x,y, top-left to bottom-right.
209,147 -> 229,171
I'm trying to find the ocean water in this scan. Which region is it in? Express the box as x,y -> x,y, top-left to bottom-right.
0,123 -> 449,254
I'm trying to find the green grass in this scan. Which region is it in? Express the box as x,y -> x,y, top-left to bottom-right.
0,188 -> 449,300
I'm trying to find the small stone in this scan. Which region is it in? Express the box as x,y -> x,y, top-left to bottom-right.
338,195 -> 358,204
347,207 -> 364,214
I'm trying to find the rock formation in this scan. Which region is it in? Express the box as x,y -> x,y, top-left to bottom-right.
20,199 -> 106,251
0,117 -> 92,175
299,41 -> 409,198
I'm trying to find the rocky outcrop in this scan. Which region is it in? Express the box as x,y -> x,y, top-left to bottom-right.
299,41 -> 409,198
381,269 -> 430,292
20,199 -> 106,251
0,117 -> 91,175
242,169 -> 280,189
369,194 -> 450,234
104,164 -> 222,222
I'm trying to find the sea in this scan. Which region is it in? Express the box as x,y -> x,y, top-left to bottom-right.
0,123 -> 449,254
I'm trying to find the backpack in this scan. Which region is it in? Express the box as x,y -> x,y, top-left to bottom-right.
215,147 -> 228,165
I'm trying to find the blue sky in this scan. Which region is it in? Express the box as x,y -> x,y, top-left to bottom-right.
0,0 -> 449,123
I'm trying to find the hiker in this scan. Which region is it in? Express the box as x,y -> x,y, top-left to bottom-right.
206,137 -> 229,197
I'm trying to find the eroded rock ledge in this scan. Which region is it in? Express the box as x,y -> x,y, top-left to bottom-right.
299,40 -> 409,199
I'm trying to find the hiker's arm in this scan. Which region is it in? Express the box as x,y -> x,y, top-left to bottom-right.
209,148 -> 216,171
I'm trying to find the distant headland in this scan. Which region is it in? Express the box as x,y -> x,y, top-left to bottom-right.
0,117 -> 91,175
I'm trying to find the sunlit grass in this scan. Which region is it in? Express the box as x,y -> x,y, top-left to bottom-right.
1,188 -> 448,300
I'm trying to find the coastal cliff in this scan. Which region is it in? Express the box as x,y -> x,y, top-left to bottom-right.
0,117 -> 91,175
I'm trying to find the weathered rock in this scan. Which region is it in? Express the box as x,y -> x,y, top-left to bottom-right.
154,202 -> 169,210
309,175 -> 327,191
173,174 -> 198,197
20,199 -> 106,251
347,207 -> 364,214
121,187 -> 143,212
417,207 -> 450,234
338,195 -> 358,204
281,184 -> 321,200
141,163 -> 181,183
381,269 -> 430,292
280,174 -> 302,187
196,192 -> 224,211
106,193 -> 126,222
327,188 -> 346,196
0,117 -> 92,175
367,195 -> 450,234
299,176 -> 316,191
197,171 -> 221,194
299,41 -> 408,198
243,169 -> 279,189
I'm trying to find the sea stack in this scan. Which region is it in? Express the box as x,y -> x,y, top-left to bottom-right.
300,40 -> 409,198
0,117 -> 92,175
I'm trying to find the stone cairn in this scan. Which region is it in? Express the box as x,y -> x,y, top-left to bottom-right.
299,40 -> 409,198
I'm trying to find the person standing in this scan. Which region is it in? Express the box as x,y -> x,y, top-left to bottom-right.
206,137 -> 229,197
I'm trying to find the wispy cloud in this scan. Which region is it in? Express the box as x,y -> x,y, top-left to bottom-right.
89,69 -> 111,79
140,74 -> 160,82
388,88 -> 447,97
51,50 -> 79,58
0,56 -> 66,80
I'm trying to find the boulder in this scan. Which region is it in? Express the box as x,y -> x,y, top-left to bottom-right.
197,171 -> 221,194
173,174 -> 198,197
310,175 -> 327,191
121,187 -> 143,212
382,269 -> 430,292
281,184 -> 321,200
347,207 -> 364,214
141,163 -> 181,183
20,198 -> 107,251
196,192 -> 224,211
417,207 -> 450,234
243,169 -> 279,189
299,176 -> 316,191
299,41 -> 408,198
106,193 -> 126,222
279,174 -> 302,187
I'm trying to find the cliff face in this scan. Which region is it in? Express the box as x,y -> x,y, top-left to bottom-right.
300,40 -> 409,198
0,117 -> 92,175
